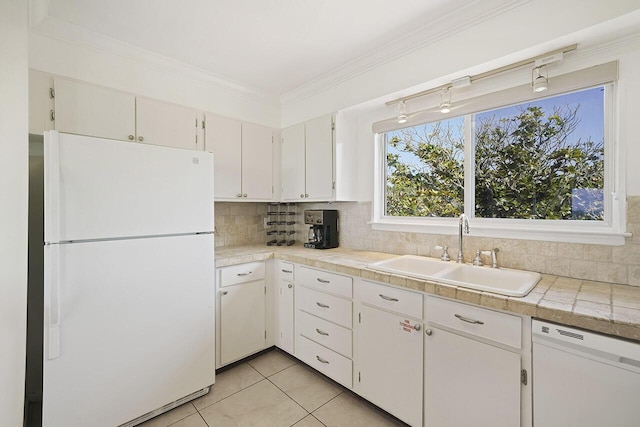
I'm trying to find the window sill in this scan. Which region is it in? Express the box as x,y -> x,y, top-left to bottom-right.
370,219 -> 630,246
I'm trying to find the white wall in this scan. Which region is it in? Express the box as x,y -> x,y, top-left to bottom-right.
281,0 -> 640,126
0,0 -> 29,425
344,35 -> 640,203
28,31 -> 281,128
279,3 -> 640,202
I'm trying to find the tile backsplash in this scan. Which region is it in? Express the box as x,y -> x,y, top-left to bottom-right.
214,202 -> 267,247
214,197 -> 639,286
295,196 -> 640,286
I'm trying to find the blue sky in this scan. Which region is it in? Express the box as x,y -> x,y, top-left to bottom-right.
387,85 -> 605,170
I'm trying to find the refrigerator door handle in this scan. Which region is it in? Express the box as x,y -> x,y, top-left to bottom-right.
45,244 -> 61,359
44,130 -> 60,243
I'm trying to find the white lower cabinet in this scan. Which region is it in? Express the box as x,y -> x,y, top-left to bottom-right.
274,261 -> 295,354
294,266 -> 353,388
355,280 -> 423,427
217,262 -> 267,367
217,261 -> 535,427
424,295 -> 530,427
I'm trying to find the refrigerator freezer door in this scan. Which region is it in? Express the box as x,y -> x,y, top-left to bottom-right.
42,234 -> 215,427
44,131 -> 214,243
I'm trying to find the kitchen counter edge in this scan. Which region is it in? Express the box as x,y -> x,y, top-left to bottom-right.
215,245 -> 640,341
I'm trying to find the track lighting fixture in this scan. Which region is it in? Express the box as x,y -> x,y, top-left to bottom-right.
532,65 -> 549,93
397,100 -> 408,124
439,88 -> 451,114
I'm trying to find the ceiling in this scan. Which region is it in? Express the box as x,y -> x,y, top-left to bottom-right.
30,0 -> 517,97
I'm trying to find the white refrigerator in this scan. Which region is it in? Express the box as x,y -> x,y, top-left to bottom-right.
41,131 -> 215,427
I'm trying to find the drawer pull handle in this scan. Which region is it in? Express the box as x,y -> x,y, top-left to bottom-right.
316,355 -> 330,364
288,284 -> 293,289
379,294 -> 399,302
236,272 -> 252,277
454,313 -> 484,325
281,269 -> 293,273
315,328 -> 329,336
413,324 -> 422,331
317,278 -> 330,284
221,291 -> 228,296
316,302 -> 330,308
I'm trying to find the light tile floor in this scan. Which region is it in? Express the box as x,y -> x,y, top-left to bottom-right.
139,348 -> 407,427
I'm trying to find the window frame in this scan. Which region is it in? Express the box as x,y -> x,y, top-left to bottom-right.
372,80 -> 628,245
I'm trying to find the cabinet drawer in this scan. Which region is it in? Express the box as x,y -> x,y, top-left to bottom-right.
358,280 -> 423,319
425,296 -> 522,349
296,335 -> 352,388
297,311 -> 352,358
277,261 -> 294,282
219,262 -> 265,287
297,286 -> 352,329
297,266 -> 352,298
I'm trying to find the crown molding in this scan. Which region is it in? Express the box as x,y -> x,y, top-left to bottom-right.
29,14 -> 279,103
279,0 -> 531,105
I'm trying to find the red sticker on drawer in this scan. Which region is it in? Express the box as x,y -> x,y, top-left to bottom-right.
399,319 -> 413,333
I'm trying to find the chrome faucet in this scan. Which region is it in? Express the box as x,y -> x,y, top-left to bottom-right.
457,213 -> 470,263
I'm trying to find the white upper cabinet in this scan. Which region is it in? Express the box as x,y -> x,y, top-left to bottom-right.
280,123 -> 306,201
53,77 -> 136,142
241,122 -> 273,200
205,113 -> 273,201
50,77 -> 198,150
29,69 -> 54,135
135,97 -> 199,150
207,114 -> 242,199
281,114 -> 334,202
305,114 -> 334,200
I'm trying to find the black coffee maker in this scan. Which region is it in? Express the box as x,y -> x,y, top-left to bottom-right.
303,210 -> 339,249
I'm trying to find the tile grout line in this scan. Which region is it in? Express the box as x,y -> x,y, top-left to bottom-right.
264,374 -> 312,422
194,371 -> 265,413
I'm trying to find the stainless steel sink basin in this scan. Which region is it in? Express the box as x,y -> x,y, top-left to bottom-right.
367,255 -> 541,297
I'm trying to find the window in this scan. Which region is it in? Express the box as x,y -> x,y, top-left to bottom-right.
386,116 -> 464,217
374,69 -> 625,245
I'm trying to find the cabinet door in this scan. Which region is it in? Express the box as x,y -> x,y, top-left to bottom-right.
29,69 -> 53,135
241,122 -> 273,200
205,114 -> 242,199
305,114 -> 334,200
276,279 -> 295,354
356,304 -> 423,427
136,97 -> 198,150
54,77 -> 135,142
281,123 -> 306,201
220,280 -> 266,365
424,327 -> 521,427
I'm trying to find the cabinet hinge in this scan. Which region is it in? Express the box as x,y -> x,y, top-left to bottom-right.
331,122 -> 335,131
50,110 -> 55,122
49,88 -> 55,99
195,135 -> 198,145
358,372 -> 361,383
265,330 -> 267,339
521,369 -> 528,385
264,286 -> 267,295
358,312 -> 361,324
332,181 -> 335,190
202,120 -> 205,129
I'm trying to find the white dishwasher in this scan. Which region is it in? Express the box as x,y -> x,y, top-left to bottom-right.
532,320 -> 640,427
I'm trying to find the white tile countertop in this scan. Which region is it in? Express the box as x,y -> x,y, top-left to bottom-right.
215,244 -> 640,341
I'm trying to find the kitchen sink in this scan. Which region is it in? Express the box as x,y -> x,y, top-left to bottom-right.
366,255 -> 456,277
435,264 -> 541,296
367,255 -> 540,297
